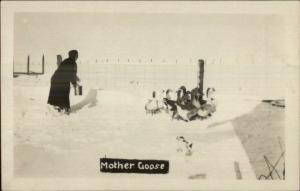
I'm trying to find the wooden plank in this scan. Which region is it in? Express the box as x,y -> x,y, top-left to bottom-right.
188,173 -> 207,180
27,55 -> 30,74
42,54 -> 45,74
13,72 -> 43,75
234,161 -> 243,180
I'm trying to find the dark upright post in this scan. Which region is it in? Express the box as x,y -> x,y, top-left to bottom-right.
42,54 -> 45,74
27,55 -> 30,74
198,59 -> 205,101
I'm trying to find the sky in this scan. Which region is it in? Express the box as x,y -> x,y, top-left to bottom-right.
14,12 -> 285,69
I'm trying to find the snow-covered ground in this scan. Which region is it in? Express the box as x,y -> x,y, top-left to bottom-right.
13,62 -> 283,179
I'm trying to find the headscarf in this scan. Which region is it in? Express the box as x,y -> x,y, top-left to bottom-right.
68,50 -> 78,60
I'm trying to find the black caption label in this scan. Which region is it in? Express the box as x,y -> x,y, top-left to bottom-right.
100,158 -> 169,174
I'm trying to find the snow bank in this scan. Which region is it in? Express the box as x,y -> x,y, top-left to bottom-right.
13,63 -> 276,179
14,71 -> 260,154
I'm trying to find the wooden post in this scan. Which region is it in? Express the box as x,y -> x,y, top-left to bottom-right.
27,55 -> 30,74
198,59 -> 205,101
234,161 -> 242,180
42,54 -> 45,74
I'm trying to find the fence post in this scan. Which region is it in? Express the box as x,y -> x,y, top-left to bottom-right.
198,59 -> 205,101
42,54 -> 45,74
27,55 -> 30,74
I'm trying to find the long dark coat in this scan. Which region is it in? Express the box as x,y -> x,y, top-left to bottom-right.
47,58 -> 78,109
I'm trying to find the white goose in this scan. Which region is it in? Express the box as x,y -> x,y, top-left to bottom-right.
197,88 -> 216,117
145,91 -> 163,115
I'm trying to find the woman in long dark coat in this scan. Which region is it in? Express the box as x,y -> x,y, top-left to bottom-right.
47,50 -> 80,112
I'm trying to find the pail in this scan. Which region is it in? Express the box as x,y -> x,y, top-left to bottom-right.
75,85 -> 83,96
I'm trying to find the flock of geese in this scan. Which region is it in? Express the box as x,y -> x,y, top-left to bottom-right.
145,86 -> 216,122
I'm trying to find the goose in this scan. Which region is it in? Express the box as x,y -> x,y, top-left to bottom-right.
185,87 -> 216,120
163,89 -> 188,122
176,86 -> 191,110
145,91 -> 161,115
163,89 -> 177,114
176,86 -> 186,104
190,88 -> 202,108
197,87 -> 216,118
184,89 -> 202,120
174,88 -> 190,121
176,105 -> 189,122
156,90 -> 166,110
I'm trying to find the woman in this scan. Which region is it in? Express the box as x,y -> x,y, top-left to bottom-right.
47,50 -> 80,113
